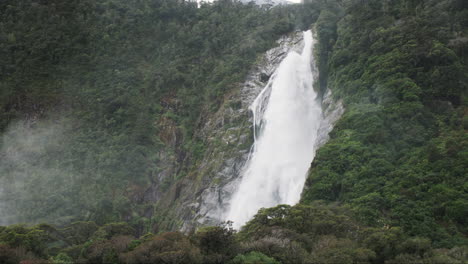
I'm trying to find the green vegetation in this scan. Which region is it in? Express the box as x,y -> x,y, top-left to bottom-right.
302,0 -> 468,248
0,203 -> 466,263
230,252 -> 280,264
0,0 -> 302,227
1,0 -> 467,263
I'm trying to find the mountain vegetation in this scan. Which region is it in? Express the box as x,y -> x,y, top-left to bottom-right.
303,0 -> 468,248
0,0 -> 466,263
0,0 -> 301,226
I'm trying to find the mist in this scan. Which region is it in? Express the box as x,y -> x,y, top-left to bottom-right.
0,118 -> 79,225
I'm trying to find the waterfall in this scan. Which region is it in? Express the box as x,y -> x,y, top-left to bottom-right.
224,30 -> 322,229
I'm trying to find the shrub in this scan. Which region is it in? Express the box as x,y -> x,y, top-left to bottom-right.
230,251 -> 280,264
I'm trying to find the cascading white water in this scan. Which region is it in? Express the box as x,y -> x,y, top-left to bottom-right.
224,30 -> 322,229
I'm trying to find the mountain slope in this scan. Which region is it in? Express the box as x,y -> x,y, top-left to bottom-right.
302,0 -> 467,248
0,0 -> 467,263
0,0 -> 298,226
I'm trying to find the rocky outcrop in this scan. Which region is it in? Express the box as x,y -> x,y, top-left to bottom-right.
315,89 -> 344,149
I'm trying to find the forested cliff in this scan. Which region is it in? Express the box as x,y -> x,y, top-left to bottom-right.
0,0 -> 466,263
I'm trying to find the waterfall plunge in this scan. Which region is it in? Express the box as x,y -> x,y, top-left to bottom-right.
224,31 -> 322,229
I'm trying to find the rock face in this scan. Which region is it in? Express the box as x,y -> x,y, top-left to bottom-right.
146,31 -> 343,233
179,32 -> 305,231
315,89 -> 344,149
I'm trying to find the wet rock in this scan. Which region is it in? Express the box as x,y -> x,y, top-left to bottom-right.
148,31 -> 344,233
315,89 -> 345,149
178,32 -> 306,231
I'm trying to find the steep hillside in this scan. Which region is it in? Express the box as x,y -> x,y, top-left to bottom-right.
0,0 -> 467,263
0,0 -> 303,227
302,0 -> 468,248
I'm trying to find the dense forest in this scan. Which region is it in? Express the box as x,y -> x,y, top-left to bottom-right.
0,0 -> 304,226
0,0 -> 467,263
303,0 -> 467,247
